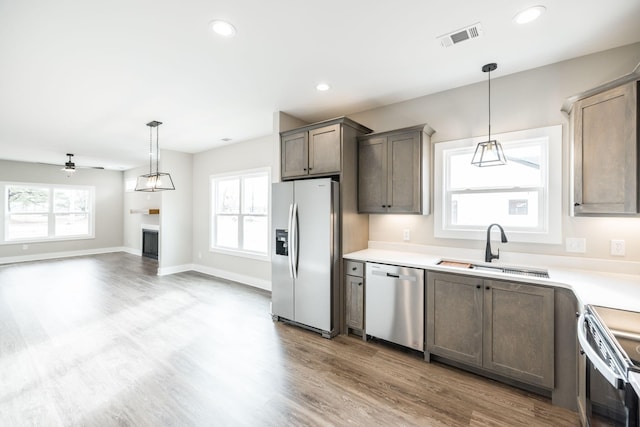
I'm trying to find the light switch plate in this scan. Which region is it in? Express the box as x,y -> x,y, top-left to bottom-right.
566,237 -> 586,253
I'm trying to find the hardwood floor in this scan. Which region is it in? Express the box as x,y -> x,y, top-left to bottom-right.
0,253 -> 579,426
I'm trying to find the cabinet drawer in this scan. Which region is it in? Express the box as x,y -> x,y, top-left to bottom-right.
345,260 -> 363,277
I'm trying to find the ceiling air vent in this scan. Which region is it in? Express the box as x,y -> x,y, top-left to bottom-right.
438,22 -> 484,48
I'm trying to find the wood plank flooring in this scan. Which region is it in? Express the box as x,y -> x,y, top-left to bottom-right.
0,253 -> 580,426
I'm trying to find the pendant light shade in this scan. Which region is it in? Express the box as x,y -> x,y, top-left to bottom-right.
134,121 -> 175,192
471,63 -> 507,167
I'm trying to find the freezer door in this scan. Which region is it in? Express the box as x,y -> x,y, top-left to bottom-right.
293,178 -> 337,332
271,181 -> 294,320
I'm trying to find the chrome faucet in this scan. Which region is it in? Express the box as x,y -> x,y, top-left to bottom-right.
485,223 -> 508,263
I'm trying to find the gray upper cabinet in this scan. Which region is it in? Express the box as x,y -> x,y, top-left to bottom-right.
281,131 -> 309,178
281,124 -> 342,178
358,124 -> 434,214
426,272 -> 554,389
281,122 -> 348,179
570,80 -> 639,215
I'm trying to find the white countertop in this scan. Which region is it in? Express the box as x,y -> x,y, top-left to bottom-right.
344,247 -> 640,313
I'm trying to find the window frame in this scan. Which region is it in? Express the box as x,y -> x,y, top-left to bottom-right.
209,168 -> 271,261
434,125 -> 562,244
1,181 -> 96,244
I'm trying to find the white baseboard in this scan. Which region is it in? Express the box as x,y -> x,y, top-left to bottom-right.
192,263 -> 271,291
0,246 -> 127,265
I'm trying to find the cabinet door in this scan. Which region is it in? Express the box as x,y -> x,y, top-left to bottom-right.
426,273 -> 483,366
574,81 -> 638,214
387,131 -> 421,213
483,280 -> 554,388
308,124 -> 341,176
345,274 -> 364,331
281,131 -> 309,178
358,136 -> 388,213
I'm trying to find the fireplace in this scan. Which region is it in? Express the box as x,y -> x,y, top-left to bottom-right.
142,229 -> 159,259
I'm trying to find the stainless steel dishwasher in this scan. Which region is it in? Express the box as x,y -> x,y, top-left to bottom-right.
365,262 -> 424,351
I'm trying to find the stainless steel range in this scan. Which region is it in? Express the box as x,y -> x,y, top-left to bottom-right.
578,305 -> 640,426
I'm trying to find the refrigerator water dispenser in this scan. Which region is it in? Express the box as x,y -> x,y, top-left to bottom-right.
275,229 -> 288,256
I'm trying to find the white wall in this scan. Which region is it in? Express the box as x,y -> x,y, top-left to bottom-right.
159,150 -> 193,274
348,42 -> 640,261
191,134 -> 276,289
123,165 -> 161,253
0,159 -> 123,261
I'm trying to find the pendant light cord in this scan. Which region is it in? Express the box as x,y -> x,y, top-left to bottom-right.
149,124 -> 153,175
155,125 -> 159,176
487,68 -> 491,141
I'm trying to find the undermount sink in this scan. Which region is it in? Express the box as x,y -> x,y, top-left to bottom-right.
437,260 -> 549,279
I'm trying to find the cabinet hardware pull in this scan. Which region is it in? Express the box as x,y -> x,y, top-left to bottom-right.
486,286 -> 490,290
476,285 -> 481,289
574,202 -> 581,206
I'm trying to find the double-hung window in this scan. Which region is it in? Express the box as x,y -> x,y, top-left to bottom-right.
2,182 -> 95,243
434,125 -> 561,244
210,168 -> 270,258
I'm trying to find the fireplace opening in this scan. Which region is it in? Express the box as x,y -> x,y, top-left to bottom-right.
142,229 -> 159,260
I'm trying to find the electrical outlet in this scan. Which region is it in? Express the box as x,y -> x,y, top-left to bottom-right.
611,239 -> 625,256
403,229 -> 410,241
566,237 -> 586,253
22,244 -> 28,251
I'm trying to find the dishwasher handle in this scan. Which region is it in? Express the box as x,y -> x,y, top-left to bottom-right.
370,269 -> 418,282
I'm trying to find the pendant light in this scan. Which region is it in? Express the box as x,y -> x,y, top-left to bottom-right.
471,63 -> 507,167
134,120 -> 175,192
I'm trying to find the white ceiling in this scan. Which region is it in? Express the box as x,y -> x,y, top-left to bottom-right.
1,0 -> 639,170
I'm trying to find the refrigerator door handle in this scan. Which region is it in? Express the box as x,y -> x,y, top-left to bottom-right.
287,204 -> 294,278
291,202 -> 299,279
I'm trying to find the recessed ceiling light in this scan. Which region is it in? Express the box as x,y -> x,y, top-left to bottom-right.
514,5 -> 546,24
210,20 -> 236,37
316,83 -> 330,91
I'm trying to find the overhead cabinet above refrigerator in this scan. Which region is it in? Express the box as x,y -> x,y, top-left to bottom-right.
271,178 -> 339,338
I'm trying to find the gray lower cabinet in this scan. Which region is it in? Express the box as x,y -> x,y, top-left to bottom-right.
571,80 -> 639,215
426,272 -> 554,389
358,124 -> 433,214
345,260 -> 364,335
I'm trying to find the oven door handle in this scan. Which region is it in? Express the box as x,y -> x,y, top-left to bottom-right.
577,313 -> 625,390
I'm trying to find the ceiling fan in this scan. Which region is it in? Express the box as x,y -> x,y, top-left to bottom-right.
38,153 -> 104,174
60,153 -> 104,174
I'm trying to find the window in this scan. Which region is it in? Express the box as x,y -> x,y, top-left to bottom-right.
434,125 -> 561,244
210,169 -> 270,258
2,182 -> 95,243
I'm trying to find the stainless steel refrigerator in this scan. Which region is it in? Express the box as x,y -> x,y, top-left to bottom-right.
271,178 -> 339,338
